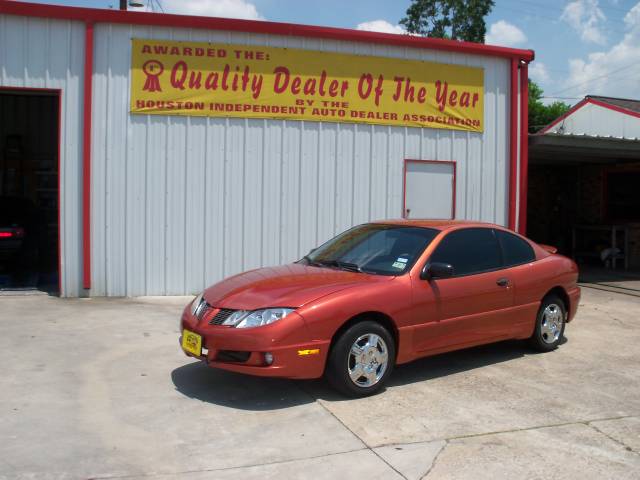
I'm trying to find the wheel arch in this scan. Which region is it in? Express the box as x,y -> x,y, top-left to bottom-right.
544,286 -> 570,314
329,311 -> 399,357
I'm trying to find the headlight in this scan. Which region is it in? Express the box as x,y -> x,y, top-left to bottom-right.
222,308 -> 294,328
190,292 -> 204,316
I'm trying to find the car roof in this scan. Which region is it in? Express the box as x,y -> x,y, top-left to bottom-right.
370,219 -> 505,231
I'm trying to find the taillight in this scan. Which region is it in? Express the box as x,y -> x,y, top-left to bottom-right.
0,228 -> 24,238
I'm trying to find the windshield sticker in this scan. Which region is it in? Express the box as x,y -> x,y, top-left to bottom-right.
392,261 -> 406,270
396,257 -> 408,263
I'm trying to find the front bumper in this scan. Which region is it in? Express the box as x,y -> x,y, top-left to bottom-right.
567,286 -> 581,322
179,306 -> 329,379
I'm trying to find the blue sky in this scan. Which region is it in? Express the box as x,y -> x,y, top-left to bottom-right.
27,0 -> 640,105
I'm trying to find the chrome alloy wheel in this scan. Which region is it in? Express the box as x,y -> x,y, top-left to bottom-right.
541,303 -> 564,344
348,333 -> 389,388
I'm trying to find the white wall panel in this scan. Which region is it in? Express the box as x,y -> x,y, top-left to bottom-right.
547,102 -> 640,139
0,15 -> 85,297
90,23 -> 513,296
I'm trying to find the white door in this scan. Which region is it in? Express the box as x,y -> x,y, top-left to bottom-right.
404,161 -> 455,219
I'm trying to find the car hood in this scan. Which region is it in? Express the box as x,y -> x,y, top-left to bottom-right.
203,263 -> 393,310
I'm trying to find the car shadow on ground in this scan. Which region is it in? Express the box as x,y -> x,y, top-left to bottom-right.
171,337 -> 568,410
171,361 -> 314,410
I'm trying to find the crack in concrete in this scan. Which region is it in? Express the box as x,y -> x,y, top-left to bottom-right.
383,414 -> 640,446
88,447 -> 370,479
421,440 -> 448,479
310,395 -> 409,479
587,420 -> 640,456
75,413 -> 640,480
295,382 -> 409,479
369,448 -> 409,480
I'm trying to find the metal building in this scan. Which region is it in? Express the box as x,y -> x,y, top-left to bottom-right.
528,95 -> 640,271
0,1 -> 533,297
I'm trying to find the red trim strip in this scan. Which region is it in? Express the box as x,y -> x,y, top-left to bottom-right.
508,59 -> 518,231
537,98 -> 588,134
0,86 -> 63,295
587,98 -> 640,120
518,62 -> 529,235
402,159 -> 457,220
82,22 -> 94,290
0,1 -> 534,62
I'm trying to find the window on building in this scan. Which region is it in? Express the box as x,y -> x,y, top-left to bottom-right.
429,228 -> 502,276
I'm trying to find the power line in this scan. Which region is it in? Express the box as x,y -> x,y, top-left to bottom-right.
151,0 -> 164,13
509,0 -> 634,18
548,61 -> 640,96
493,2 -> 628,26
541,96 -> 582,100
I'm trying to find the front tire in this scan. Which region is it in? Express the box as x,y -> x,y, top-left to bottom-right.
326,320 -> 395,397
529,295 -> 566,352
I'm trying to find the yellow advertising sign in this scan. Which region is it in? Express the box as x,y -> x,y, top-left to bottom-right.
130,38 -> 484,132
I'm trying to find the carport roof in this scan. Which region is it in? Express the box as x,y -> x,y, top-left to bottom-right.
529,133 -> 640,165
587,96 -> 640,114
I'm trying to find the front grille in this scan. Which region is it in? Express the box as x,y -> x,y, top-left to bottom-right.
209,308 -> 236,325
216,350 -> 250,363
195,302 -> 209,321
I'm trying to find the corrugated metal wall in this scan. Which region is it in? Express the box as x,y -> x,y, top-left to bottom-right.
90,24 -> 512,296
0,14 -> 85,297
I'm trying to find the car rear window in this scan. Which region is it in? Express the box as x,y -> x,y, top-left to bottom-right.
429,227 -> 502,276
496,229 -> 535,267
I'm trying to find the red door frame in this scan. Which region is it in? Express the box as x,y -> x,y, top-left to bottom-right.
402,159 -> 457,220
508,59 -> 518,231
518,61 -> 529,235
0,86 -> 63,295
82,22 -> 94,289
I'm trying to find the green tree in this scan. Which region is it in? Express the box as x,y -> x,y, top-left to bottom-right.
528,80 -> 571,133
400,0 -> 495,43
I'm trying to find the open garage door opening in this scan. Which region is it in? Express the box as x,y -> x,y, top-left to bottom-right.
0,90 -> 60,294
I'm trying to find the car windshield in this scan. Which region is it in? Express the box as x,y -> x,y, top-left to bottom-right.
301,224 -> 439,275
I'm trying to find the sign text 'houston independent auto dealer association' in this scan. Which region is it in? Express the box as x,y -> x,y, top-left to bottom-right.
130,38 -> 485,132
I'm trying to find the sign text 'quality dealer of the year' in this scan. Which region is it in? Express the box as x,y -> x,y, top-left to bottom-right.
130,39 -> 485,132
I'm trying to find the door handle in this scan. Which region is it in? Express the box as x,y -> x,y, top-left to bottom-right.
496,278 -> 510,287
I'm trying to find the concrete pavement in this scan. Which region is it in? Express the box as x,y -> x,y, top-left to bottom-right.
0,288 -> 638,479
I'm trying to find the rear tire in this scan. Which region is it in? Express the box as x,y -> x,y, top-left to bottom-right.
529,294 -> 566,352
326,320 -> 395,397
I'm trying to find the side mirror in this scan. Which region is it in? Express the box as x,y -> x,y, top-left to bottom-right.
420,262 -> 454,280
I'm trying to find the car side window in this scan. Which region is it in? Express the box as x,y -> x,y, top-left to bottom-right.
495,229 -> 535,267
430,228 -> 503,276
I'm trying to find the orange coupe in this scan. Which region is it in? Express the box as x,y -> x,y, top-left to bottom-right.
180,220 -> 580,396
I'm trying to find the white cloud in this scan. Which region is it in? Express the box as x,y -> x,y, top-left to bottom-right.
161,0 -> 263,20
561,0 -> 607,45
485,20 -> 527,47
626,0 -> 640,25
356,20 -> 406,35
529,62 -> 551,84
561,2 -> 640,98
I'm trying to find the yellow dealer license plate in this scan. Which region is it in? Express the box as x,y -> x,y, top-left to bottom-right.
182,329 -> 202,356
